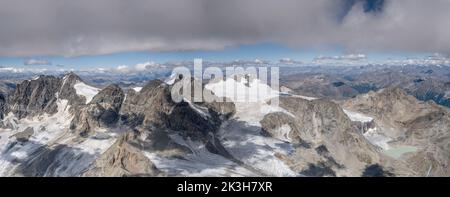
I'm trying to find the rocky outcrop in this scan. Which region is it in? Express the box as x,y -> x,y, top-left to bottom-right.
343,88 -> 450,176
6,72 -> 89,119
13,127 -> 34,142
90,84 -> 125,125
260,112 -> 301,142
83,133 -> 162,177
343,88 -> 429,122
120,79 -> 234,141
0,92 -> 6,119
281,65 -> 450,109
352,119 -> 376,134
197,97 -> 235,122
58,72 -> 86,111
120,80 -> 173,128
3,72 -> 443,177
70,84 -> 125,136
260,96 -> 381,176
8,76 -> 61,119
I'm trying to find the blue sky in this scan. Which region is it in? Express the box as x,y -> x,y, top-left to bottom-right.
0,43 -> 431,69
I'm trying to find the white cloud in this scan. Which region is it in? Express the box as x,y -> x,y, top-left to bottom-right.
134,61 -> 163,71
0,67 -> 25,73
115,61 -> 167,73
314,54 -> 367,61
279,58 -> 303,65
383,54 -> 450,66
24,59 -> 52,65
116,65 -> 130,73
253,59 -> 269,64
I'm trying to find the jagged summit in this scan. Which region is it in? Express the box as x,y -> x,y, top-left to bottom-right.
0,73 -> 447,177
70,84 -> 125,137
343,87 -> 443,123
0,72 -> 101,121
62,71 -> 82,82
8,75 -> 61,118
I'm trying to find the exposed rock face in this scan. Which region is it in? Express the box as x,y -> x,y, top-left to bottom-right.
2,72 -> 444,177
343,88 -> 430,123
198,98 -> 235,122
343,88 -> 450,176
13,127 -> 34,142
90,84 -> 125,125
260,96 -> 382,176
8,76 -> 61,119
1,74 -> 238,177
362,164 -> 395,177
261,112 -> 301,142
83,133 -> 162,177
120,79 -> 234,141
281,65 -> 450,109
352,120 -> 376,134
6,72 -> 88,120
0,92 -> 6,119
120,80 -> 173,128
3,71 -> 109,137
70,84 -> 125,136
58,72 -> 86,111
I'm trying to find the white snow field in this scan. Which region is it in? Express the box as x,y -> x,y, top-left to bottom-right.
144,134 -> 258,177
204,77 -> 298,176
0,97 -> 117,176
0,75 -> 307,177
205,76 -> 291,126
132,87 -> 142,92
144,77 -> 298,177
363,128 -> 392,150
74,82 -> 100,104
343,109 -> 374,123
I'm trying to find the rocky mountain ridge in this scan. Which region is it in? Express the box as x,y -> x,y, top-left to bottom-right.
0,72 -> 446,176
342,87 -> 450,176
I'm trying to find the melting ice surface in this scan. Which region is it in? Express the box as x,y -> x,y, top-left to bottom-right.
0,99 -> 116,176
217,121 -> 297,177
363,128 -> 392,150
74,82 -> 100,104
343,109 -> 373,123
203,77 -> 297,176
342,110 -> 393,150
146,77 -> 298,176
205,77 -> 291,126
341,109 -> 418,159
144,134 -> 258,177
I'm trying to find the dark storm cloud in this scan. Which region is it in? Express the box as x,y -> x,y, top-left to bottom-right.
0,0 -> 449,57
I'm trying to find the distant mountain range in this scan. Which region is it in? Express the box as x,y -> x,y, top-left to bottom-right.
281,64 -> 450,108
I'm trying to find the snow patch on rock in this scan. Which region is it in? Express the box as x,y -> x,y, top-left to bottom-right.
74,82 -> 99,104
132,87 -> 142,92
0,98 -> 118,176
343,109 -> 373,123
217,121 -> 297,177
144,134 -> 257,177
205,77 -> 290,126
363,128 -> 392,150
0,99 -> 73,176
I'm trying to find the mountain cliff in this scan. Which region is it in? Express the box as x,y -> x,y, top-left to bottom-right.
0,73 -> 444,177
343,88 -> 450,176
